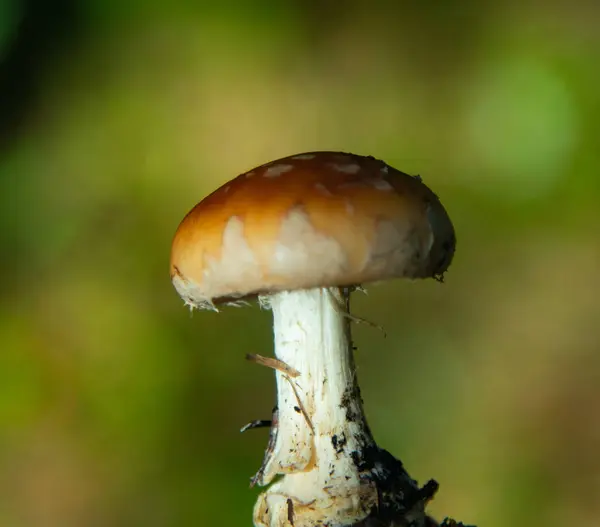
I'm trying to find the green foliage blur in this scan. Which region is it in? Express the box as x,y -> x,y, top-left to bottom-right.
0,1 -> 598,526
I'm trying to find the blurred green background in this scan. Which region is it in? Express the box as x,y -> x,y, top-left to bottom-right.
0,1 -> 599,526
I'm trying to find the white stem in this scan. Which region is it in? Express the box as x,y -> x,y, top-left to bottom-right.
252,287 -> 400,527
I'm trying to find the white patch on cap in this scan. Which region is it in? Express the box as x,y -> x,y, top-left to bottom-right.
269,207 -> 347,285
264,164 -> 294,178
315,183 -> 334,197
328,163 -> 361,174
366,179 -> 394,191
223,185 -> 231,193
368,219 -> 424,279
245,171 -> 255,178
291,154 -> 316,160
380,165 -> 389,174
182,216 -> 263,303
213,216 -> 258,271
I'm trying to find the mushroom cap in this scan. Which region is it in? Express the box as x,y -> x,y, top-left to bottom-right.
170,151 -> 455,309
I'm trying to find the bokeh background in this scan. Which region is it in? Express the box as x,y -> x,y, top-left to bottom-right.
1,1 -> 599,526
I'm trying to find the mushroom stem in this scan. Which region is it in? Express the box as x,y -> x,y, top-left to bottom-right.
253,287 -> 432,527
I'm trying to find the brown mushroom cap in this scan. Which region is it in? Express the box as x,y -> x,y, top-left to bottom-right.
170,151 -> 455,309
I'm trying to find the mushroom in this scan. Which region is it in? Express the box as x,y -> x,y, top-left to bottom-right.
170,151 -> 456,527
